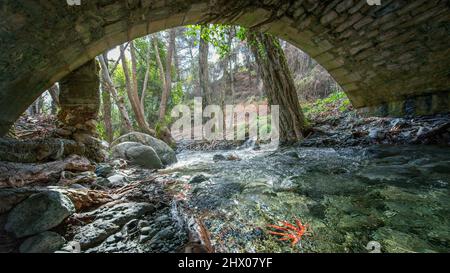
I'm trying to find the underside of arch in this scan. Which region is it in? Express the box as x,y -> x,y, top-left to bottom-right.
0,0 -> 449,135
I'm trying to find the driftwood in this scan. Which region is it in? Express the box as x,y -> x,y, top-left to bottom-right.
411,122 -> 450,144
0,155 -> 94,189
171,202 -> 214,253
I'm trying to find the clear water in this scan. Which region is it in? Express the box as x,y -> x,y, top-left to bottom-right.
163,145 -> 450,253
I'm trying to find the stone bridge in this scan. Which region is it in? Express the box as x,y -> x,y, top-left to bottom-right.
0,0 -> 449,135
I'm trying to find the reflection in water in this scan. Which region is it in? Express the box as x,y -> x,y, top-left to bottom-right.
163,145 -> 450,253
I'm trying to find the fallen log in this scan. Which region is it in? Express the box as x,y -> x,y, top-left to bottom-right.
0,155 -> 95,189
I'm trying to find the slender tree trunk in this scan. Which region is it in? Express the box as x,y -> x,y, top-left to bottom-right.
35,96 -> 43,115
120,43 -> 155,136
102,87 -> 113,143
245,49 -> 253,91
247,31 -> 308,144
199,25 -> 211,106
159,29 -> 175,121
228,27 -> 236,104
98,55 -> 133,133
100,53 -> 114,143
140,38 -> 152,110
27,102 -> 36,116
153,34 -> 166,92
219,58 -> 228,106
48,84 -> 60,115
173,29 -> 181,83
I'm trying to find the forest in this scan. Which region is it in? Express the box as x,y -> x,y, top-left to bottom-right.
1,18 -> 449,255
26,25 -> 341,145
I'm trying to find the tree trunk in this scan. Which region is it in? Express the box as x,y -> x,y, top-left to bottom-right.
27,103 -> 36,116
228,27 -> 236,104
35,96 -> 43,115
120,43 -> 155,136
159,29 -> 175,121
101,88 -> 113,143
173,28 -> 181,83
140,38 -> 152,110
101,53 -> 114,143
247,32 -> 308,144
153,34 -> 166,92
245,48 -> 253,91
48,84 -> 60,115
98,55 -> 133,133
199,25 -> 211,106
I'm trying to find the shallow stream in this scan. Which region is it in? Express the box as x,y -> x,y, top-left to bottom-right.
163,144 -> 450,253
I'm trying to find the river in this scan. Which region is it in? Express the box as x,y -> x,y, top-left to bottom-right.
162,144 -> 450,253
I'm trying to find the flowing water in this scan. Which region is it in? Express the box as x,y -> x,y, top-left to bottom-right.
164,144 -> 450,253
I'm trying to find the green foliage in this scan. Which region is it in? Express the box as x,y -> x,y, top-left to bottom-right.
96,119 -> 106,140
186,24 -> 242,58
302,91 -> 351,119
171,82 -> 184,106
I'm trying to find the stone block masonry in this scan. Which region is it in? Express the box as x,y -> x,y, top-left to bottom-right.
56,59 -> 106,162
0,0 -> 449,136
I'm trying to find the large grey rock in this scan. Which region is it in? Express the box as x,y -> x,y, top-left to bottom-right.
111,142 -> 141,159
5,191 -> 75,238
111,142 -> 163,170
111,132 -> 177,165
127,145 -> 163,169
19,231 -> 66,253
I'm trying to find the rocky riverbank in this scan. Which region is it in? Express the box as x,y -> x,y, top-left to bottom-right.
302,112 -> 450,147
0,109 -> 448,253
0,128 -> 211,253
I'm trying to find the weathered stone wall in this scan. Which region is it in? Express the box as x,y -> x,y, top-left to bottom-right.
0,0 -> 449,135
359,90 -> 450,117
56,59 -> 105,162
58,60 -> 100,127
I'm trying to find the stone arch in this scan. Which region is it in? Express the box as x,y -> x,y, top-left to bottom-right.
0,0 -> 449,135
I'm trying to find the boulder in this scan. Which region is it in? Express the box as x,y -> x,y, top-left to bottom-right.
19,231 -> 66,253
111,132 -> 177,165
126,145 -> 163,170
5,191 -> 75,238
111,142 -> 141,159
111,142 -> 163,170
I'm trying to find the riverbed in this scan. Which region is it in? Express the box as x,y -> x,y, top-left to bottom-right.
163,144 -> 450,253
